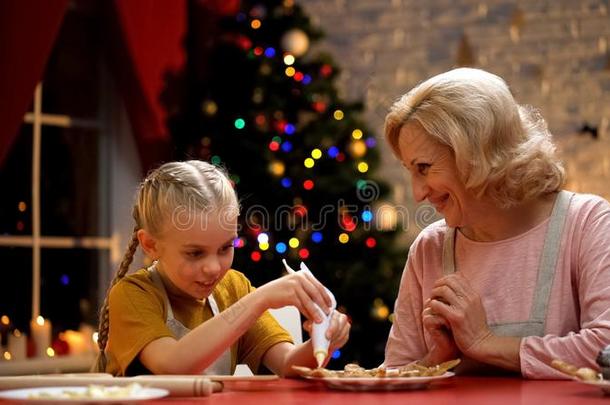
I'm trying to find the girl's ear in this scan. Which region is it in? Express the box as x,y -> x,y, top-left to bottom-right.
137,229 -> 160,259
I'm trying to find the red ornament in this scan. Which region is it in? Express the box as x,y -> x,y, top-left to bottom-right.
365,237 -> 377,248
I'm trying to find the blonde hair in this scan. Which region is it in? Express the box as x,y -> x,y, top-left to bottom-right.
384,67 -> 565,208
94,160 -> 238,372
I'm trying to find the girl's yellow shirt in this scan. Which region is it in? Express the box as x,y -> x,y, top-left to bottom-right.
105,268 -> 293,376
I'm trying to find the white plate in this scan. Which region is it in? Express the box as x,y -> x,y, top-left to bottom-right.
206,375 -> 278,381
576,378 -> 610,395
305,372 -> 454,391
0,386 -> 169,403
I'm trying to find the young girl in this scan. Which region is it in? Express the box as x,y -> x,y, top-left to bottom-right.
95,160 -> 349,376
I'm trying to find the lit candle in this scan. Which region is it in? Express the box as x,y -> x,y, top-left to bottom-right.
8,329 -> 26,361
92,331 -> 99,352
61,330 -> 87,355
30,316 -> 51,358
0,315 -> 11,347
79,324 -> 98,353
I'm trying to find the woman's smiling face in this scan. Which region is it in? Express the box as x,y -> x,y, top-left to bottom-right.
397,121 -> 477,228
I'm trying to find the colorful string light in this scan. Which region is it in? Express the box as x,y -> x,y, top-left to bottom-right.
284,123 -> 296,135
311,232 -> 323,243
357,162 -> 369,173
303,180 -> 314,190
281,177 -> 292,188
361,210 -> 373,222
328,146 -> 339,158
269,141 -> 280,151
234,118 -> 246,129
365,237 -> 377,248
281,141 -> 293,152
288,238 -> 299,248
304,158 -> 315,168
275,242 -> 287,253
350,140 -> 367,158
269,161 -> 285,176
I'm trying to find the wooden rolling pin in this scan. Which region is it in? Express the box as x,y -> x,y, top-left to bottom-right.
0,373 -> 222,396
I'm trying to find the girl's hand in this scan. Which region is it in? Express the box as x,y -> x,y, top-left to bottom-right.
427,273 -> 493,359
421,302 -> 460,365
303,310 -> 350,352
255,272 -> 333,323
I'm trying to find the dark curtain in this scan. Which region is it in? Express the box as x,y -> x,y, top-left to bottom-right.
0,0 -> 70,168
107,0 -> 188,171
0,0 -> 241,171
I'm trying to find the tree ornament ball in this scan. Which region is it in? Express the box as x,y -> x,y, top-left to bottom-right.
281,29 -> 310,57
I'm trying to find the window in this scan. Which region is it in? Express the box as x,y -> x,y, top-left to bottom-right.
0,2 -> 121,334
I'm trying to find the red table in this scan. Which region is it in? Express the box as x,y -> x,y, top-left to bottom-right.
147,377 -> 609,404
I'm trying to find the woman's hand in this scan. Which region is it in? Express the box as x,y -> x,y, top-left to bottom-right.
255,272 -> 333,323
420,303 -> 460,366
303,310 -> 350,352
427,273 -> 494,359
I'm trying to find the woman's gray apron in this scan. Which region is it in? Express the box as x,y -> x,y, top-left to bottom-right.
148,264 -> 231,375
441,191 -> 573,374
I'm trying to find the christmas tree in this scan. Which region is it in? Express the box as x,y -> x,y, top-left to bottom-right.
169,0 -> 404,368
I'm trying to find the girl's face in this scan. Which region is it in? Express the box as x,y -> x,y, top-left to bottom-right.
153,210 -> 238,300
397,121 -> 477,228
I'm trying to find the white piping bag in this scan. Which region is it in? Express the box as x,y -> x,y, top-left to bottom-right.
282,259 -> 337,367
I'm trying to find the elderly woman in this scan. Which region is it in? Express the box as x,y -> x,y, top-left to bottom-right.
383,67 -> 610,378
